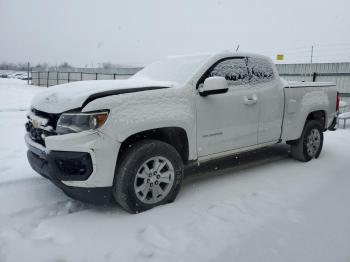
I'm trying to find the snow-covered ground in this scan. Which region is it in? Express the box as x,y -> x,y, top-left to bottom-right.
0,78 -> 350,262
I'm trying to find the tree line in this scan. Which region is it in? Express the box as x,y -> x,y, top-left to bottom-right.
0,62 -> 132,71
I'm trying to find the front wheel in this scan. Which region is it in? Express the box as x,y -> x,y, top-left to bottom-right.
290,120 -> 324,162
113,139 -> 184,213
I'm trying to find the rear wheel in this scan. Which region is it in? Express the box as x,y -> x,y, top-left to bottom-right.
113,139 -> 184,213
290,120 -> 324,162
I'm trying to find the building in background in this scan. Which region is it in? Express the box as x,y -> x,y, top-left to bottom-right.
276,62 -> 350,100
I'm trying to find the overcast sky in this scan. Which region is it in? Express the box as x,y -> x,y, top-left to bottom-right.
1,0 -> 350,67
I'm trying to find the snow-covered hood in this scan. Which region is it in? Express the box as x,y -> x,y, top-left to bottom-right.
31,79 -> 175,113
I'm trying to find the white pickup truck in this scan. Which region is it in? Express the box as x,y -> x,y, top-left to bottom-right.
25,52 -> 339,213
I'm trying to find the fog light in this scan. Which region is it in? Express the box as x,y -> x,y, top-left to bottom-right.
50,151 -> 93,181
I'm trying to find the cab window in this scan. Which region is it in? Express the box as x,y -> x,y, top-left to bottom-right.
248,57 -> 274,84
208,58 -> 249,86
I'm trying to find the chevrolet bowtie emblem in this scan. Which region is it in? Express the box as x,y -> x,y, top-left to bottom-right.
32,119 -> 40,129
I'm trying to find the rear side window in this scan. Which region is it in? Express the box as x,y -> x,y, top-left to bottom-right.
248,57 -> 274,84
208,58 -> 249,86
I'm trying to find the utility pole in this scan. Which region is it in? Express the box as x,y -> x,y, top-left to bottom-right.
27,62 -> 30,85
310,45 -> 314,64
310,45 -> 314,80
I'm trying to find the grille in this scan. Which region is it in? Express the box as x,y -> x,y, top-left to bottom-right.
26,108 -> 59,146
30,108 -> 60,129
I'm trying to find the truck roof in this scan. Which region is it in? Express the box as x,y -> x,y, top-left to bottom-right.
166,51 -> 271,61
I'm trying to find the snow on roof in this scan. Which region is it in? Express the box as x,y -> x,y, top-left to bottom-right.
166,51 -> 272,61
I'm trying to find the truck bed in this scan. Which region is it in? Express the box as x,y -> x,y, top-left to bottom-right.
285,81 -> 336,88
281,80 -> 337,141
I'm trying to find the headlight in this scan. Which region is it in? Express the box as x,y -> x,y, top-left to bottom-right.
56,111 -> 109,134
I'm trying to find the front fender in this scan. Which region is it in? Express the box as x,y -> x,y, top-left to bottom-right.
82,87 -> 197,160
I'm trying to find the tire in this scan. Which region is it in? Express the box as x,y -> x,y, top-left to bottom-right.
290,120 -> 324,162
113,139 -> 184,213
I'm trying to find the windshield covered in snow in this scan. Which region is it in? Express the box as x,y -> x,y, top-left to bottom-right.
131,54 -> 210,84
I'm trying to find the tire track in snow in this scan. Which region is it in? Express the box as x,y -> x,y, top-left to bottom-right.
0,199 -> 91,249
0,176 -> 42,188
136,191 -> 290,262
0,176 -> 92,250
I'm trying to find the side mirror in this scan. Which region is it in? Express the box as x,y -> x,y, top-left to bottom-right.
198,76 -> 228,97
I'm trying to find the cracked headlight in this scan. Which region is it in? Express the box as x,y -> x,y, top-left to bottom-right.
56,111 -> 109,134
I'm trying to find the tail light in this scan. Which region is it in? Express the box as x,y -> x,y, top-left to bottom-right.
336,92 -> 340,112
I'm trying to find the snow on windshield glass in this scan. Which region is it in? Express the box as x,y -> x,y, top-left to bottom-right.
131,54 -> 210,84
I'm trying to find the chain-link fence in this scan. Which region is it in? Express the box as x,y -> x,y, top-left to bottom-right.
31,68 -> 142,87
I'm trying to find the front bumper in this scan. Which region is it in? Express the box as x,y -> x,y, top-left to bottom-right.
25,133 -> 118,205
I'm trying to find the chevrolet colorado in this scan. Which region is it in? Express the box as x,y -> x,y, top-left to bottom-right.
25,52 -> 339,213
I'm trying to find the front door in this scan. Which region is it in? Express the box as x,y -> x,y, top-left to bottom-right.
195,57 -> 259,157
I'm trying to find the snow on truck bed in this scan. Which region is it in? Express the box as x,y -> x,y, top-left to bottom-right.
0,79 -> 350,262
286,81 -> 336,88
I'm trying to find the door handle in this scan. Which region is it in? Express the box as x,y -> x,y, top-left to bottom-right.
243,94 -> 258,105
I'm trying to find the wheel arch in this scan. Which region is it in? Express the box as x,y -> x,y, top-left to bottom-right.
286,110 -> 326,144
117,127 -> 190,165
305,110 -> 326,130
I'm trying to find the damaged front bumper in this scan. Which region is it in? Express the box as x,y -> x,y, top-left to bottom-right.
25,133 -> 118,205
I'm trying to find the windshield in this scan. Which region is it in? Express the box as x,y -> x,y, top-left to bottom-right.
131,54 -> 210,84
